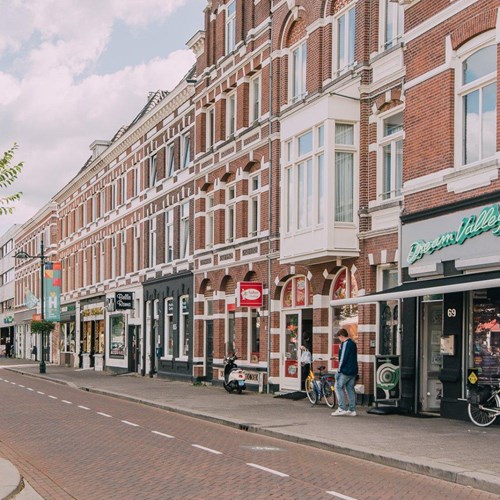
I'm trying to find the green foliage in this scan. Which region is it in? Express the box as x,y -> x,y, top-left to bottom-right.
31,320 -> 56,335
0,143 -> 23,215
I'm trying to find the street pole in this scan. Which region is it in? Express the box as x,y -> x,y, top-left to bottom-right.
39,238 -> 46,374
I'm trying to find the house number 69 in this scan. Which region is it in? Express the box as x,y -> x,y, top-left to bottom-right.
447,308 -> 457,317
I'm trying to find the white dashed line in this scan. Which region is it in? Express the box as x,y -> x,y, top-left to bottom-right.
37,391 -> 45,395
3,380 -> 10,383
48,395 -> 57,399
18,384 -> 24,388
62,400 -> 72,405
246,463 -> 289,477
151,431 -> 174,439
27,388 -> 34,391
121,420 -> 140,427
191,444 -> 222,455
78,405 -> 90,410
97,412 -> 112,418
326,492 -> 358,500
10,382 -> 16,385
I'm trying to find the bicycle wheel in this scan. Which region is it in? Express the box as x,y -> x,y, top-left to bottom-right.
468,393 -> 500,427
323,380 -> 337,408
305,377 -> 317,404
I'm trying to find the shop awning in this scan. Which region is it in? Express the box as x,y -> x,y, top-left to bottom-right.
330,271 -> 500,306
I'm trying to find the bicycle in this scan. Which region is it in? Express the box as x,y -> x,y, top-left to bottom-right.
467,380 -> 500,427
305,364 -> 337,408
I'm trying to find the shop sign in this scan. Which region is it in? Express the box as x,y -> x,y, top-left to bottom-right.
375,355 -> 401,401
115,291 -> 134,310
237,282 -> 263,308
3,316 -> 13,324
407,203 -> 500,264
82,306 -> 104,320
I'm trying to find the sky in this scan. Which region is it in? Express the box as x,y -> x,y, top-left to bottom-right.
0,0 -> 206,236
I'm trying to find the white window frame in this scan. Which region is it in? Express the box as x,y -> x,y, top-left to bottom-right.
111,235 -> 117,279
226,92 -> 236,138
248,174 -> 260,237
133,165 -> 139,197
250,75 -> 261,123
206,194 -> 215,248
120,175 -> 126,205
133,223 -> 140,272
290,40 -> 307,103
226,184 -> 236,243
377,109 -> 403,201
149,154 -> 158,187
120,229 -> 126,276
335,5 -> 356,75
83,248 -> 87,287
164,298 -> 174,358
206,106 -> 215,150
180,201 -> 190,259
92,244 -> 97,285
167,143 -> 175,177
100,241 -> 105,282
179,295 -> 189,359
182,131 -> 191,169
165,208 -> 174,263
225,0 -> 236,55
335,123 -> 356,223
149,217 -> 157,267
454,33 -> 497,169
380,0 -> 403,51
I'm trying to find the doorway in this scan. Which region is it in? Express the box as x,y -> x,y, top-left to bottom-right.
128,325 -> 140,373
421,299 -> 443,412
205,320 -> 213,382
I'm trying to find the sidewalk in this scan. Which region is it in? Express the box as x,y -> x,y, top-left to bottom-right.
2,359 -> 500,496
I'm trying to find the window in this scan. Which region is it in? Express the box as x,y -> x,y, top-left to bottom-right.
284,124 -> 325,232
225,0 -> 236,54
99,241 -> 105,282
149,154 -> 158,187
133,223 -> 140,271
180,202 -> 190,259
206,107 -> 215,149
336,6 -> 356,74
179,295 -> 189,357
167,143 -> 175,177
206,195 -> 215,248
182,132 -> 191,169
335,123 -> 355,222
109,182 -> 116,211
226,185 -> 236,242
250,76 -> 261,122
92,244 -> 97,284
291,41 -> 307,102
164,298 -> 174,357
460,44 -> 496,165
382,0 -> 403,50
111,235 -> 117,279
379,112 -> 403,200
226,92 -> 236,138
120,230 -> 126,276
248,175 -> 260,236
165,209 -> 174,262
83,248 -> 88,287
133,165 -> 139,197
149,217 -> 157,267
120,175 -> 126,205
250,310 -> 260,360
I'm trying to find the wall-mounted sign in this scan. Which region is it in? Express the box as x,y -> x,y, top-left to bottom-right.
375,355 -> 401,401
115,292 -> 133,310
3,316 -> 13,324
237,282 -> 263,308
407,203 -> 500,264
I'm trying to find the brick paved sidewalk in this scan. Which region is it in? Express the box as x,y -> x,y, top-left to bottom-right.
2,359 -> 500,495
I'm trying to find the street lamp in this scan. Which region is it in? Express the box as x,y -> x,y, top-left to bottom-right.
15,239 -> 47,374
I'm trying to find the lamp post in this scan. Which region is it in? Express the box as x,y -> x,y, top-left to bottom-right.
15,239 -> 47,374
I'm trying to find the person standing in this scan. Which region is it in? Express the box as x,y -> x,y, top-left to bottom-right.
331,328 -> 358,416
300,345 -> 312,390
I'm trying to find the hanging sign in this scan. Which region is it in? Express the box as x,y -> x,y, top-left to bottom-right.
115,291 -> 134,310
237,282 -> 263,308
44,262 -> 62,322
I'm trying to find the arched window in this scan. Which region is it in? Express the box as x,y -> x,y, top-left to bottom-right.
282,275 -> 313,309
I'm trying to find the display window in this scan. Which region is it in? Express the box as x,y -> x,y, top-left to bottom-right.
471,289 -> 500,381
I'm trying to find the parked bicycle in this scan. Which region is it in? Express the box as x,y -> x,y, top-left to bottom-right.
305,364 -> 336,408
467,380 -> 500,427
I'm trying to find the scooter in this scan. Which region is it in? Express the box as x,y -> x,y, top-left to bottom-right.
223,353 -> 246,394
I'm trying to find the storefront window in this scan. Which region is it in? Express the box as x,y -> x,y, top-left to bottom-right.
110,314 -> 125,358
250,310 -> 260,362
164,298 -> 174,357
179,296 -> 189,357
472,290 -> 500,380
60,323 -> 75,352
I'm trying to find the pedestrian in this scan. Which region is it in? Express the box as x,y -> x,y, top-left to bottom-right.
300,345 -> 312,390
32,345 -> 38,361
331,328 -> 358,417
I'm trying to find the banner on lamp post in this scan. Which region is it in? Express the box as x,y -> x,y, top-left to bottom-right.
44,262 -> 62,321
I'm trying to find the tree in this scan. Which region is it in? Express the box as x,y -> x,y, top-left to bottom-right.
30,320 -> 56,336
0,143 -> 23,215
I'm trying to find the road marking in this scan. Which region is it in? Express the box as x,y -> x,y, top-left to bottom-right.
37,391 -> 45,395
62,400 -> 72,405
151,431 -> 174,439
121,420 -> 140,427
78,405 -> 90,410
18,384 -> 24,388
326,492 -> 358,500
27,388 -> 34,391
3,380 -> 9,383
246,463 -> 289,477
192,444 -> 222,455
10,382 -> 16,385
48,395 -> 58,399
97,412 -> 112,418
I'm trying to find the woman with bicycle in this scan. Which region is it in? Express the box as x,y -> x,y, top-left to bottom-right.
300,345 -> 311,390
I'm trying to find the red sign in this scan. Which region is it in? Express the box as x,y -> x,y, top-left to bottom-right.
237,282 -> 263,308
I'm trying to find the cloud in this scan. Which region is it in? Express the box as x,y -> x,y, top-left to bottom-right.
0,0 -> 196,234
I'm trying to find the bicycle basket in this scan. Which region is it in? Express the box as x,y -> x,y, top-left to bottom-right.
467,386 -> 491,405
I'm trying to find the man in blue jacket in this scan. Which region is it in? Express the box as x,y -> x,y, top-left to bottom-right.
331,328 -> 358,416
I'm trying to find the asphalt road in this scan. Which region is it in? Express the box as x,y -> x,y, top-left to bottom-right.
0,371 -> 496,500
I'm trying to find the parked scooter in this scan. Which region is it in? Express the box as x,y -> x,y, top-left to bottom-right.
223,353 -> 246,394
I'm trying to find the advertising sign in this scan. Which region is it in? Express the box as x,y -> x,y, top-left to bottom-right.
375,355 -> 401,401
44,262 -> 62,322
237,282 -> 263,308
115,291 -> 134,310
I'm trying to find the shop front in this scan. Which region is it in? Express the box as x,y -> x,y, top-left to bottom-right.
59,303 -> 77,367
80,297 -> 105,370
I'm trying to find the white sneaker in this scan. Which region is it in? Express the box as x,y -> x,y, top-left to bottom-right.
331,408 -> 349,416
347,411 -> 357,416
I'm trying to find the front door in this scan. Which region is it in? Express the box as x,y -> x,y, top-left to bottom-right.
421,300 -> 443,412
128,326 -> 139,373
205,320 -> 214,382
282,312 -> 301,391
